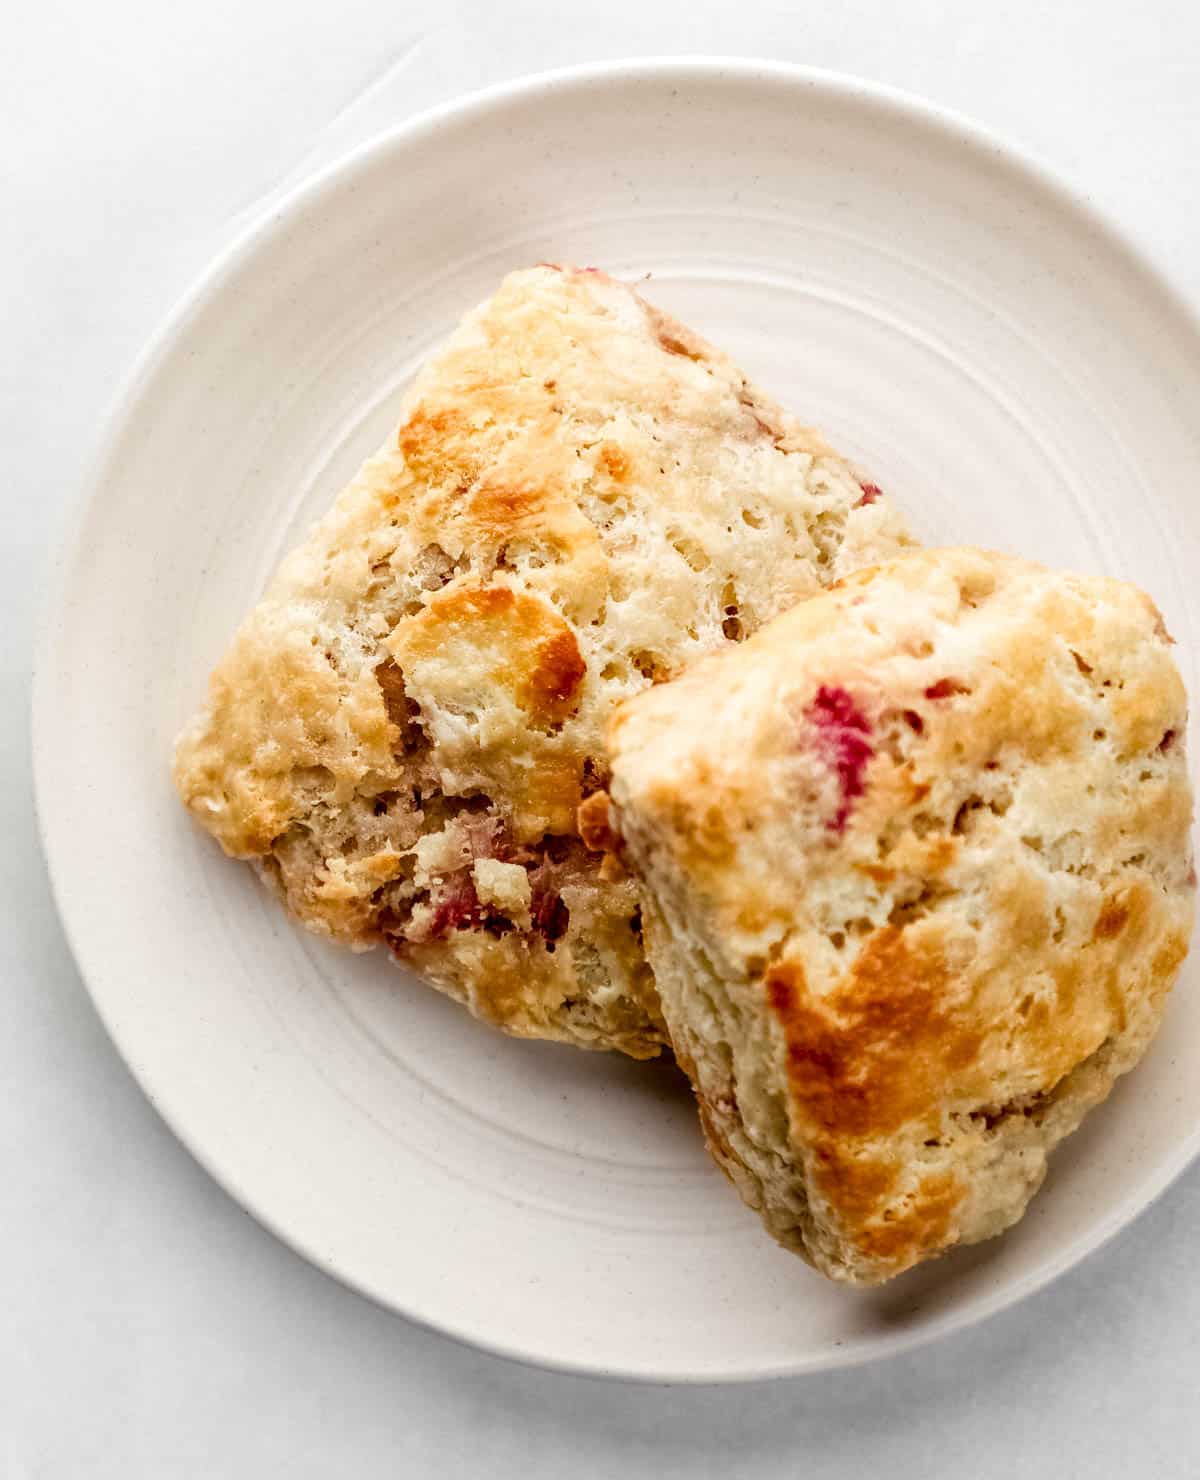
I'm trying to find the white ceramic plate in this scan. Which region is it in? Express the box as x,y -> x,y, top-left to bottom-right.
34,60 -> 1200,1381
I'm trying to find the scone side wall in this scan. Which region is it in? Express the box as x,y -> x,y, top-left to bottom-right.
172,264 -> 912,1057
606,547 -> 1196,1281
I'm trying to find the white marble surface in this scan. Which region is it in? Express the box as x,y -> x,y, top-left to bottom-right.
7,2 -> 1200,1472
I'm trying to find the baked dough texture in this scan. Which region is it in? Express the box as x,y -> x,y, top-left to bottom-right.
606,548 -> 1194,1277
173,265 -> 912,1057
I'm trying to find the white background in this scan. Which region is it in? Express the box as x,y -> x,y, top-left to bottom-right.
6,2 -> 1200,1473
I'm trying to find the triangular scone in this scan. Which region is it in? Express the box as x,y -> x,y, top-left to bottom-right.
606,548 -> 1194,1273
174,265 -> 912,1057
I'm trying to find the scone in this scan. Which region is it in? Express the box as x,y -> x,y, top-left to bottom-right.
173,264 -> 912,1057
605,547 -> 1194,1277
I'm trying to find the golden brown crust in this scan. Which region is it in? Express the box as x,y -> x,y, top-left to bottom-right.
608,547 -> 1195,1276
577,791 -> 621,855
174,264 -> 911,1055
766,935 -> 982,1141
388,583 -> 586,751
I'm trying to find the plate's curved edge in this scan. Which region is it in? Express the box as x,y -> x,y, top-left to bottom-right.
30,57 -> 1200,1384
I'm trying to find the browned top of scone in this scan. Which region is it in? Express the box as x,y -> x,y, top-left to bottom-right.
607,547 -> 1194,1275
173,264 -> 910,1056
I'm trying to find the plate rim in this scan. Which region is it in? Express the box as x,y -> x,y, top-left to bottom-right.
31,56 -> 1200,1384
